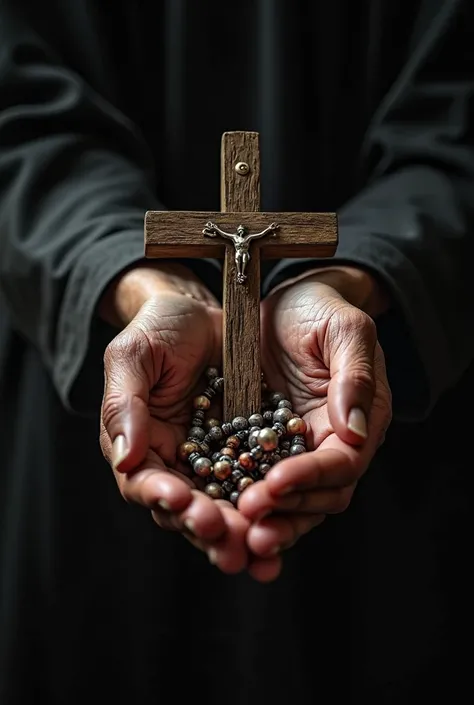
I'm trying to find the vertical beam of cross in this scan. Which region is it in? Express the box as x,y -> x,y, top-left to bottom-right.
221,132 -> 261,420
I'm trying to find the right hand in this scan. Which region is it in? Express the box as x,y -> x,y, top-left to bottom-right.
99,263 -> 282,582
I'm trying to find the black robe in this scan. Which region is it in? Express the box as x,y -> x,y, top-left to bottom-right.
1,1 -> 473,702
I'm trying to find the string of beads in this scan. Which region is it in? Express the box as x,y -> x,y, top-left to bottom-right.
177,367 -> 307,503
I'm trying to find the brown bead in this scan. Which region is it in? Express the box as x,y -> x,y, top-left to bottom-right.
193,395 -> 211,410
226,435 -> 241,449
257,428 -> 279,452
286,417 -> 307,435
205,418 -> 221,430
213,460 -> 232,481
238,452 -> 256,471
237,476 -> 254,492
177,441 -> 200,462
220,447 -> 236,460
205,482 -> 224,499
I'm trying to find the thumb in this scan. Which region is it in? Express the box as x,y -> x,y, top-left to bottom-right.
326,307 -> 377,446
101,324 -> 157,473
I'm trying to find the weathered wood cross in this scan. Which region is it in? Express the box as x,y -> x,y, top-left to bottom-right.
145,131 -> 338,421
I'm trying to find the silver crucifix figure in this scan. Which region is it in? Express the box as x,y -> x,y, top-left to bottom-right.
202,221 -> 279,284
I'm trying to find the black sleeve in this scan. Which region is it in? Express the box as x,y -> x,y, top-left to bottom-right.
0,4 -> 220,416
264,1 -> 474,420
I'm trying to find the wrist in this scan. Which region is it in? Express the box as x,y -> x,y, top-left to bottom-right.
270,265 -> 391,319
98,261 -> 215,328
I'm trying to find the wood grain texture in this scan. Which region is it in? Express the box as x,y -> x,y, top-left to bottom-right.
221,132 -> 262,420
145,210 -> 337,259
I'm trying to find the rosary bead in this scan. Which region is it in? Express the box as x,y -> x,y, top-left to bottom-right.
188,452 -> 202,465
206,367 -> 219,380
211,451 -> 221,463
238,452 -> 257,471
259,462 -> 271,475
205,482 -> 224,500
193,457 -> 213,477
229,491 -> 240,506
293,435 -> 306,446
191,417 -> 203,427
269,391 -> 286,406
277,399 -> 293,410
213,460 -> 232,481
204,387 -> 215,399
222,480 -> 234,495
219,447 -> 236,460
272,422 -> 286,437
199,441 -> 211,455
287,417 -> 308,435
205,418 -> 221,431
231,468 -> 244,484
290,443 -> 306,455
221,422 -> 233,436
232,416 -> 249,431
208,426 -> 224,442
211,377 -> 224,392
280,440 -> 291,450
250,446 -> 264,461
248,429 -> 260,449
194,409 -> 205,419
263,410 -> 274,425
273,407 -> 293,425
280,449 -> 290,459
226,435 -> 241,449
257,428 -> 279,452
272,453 -> 282,464
189,427 -> 206,442
235,430 -> 249,440
193,395 -> 211,410
177,441 -> 200,462
248,413 -> 264,428
237,476 -> 254,492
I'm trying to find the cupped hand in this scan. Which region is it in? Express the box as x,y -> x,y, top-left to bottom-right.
99,264 -> 281,582
239,270 -> 392,557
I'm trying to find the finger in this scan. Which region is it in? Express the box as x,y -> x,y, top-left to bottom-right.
246,514 -> 325,557
271,485 -> 357,515
247,555 -> 283,583
102,324 -> 157,473
326,307 -> 377,445
116,460 -> 192,513
177,490 -> 228,541
205,505 -> 250,575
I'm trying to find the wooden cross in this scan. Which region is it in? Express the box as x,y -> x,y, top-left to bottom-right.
145,131 -> 338,421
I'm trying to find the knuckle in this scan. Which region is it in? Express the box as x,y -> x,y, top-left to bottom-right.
348,367 -> 375,394
101,390 -> 127,431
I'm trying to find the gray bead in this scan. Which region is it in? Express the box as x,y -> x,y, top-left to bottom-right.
290,444 -> 306,455
293,435 -> 306,445
211,377 -> 224,392
280,449 -> 290,458
277,399 -> 293,410
191,417 -> 203,427
259,463 -> 271,475
221,423 -> 233,436
269,392 -> 286,406
208,426 -> 224,442
206,367 -> 219,379
250,446 -> 264,460
248,429 -> 261,449
280,440 -> 291,450
231,469 -> 244,484
189,427 -> 206,441
248,413 -> 264,428
193,456 -> 212,471
222,480 -> 234,494
229,491 -> 240,506
232,416 -> 249,431
273,407 -> 293,425
263,410 -> 274,425
272,422 -> 286,437
211,452 -> 221,463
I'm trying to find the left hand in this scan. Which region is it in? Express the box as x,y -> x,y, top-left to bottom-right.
238,269 -> 393,557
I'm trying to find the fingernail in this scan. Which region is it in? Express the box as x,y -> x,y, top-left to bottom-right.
112,434 -> 128,469
158,499 -> 171,511
208,548 -> 219,565
347,408 -> 368,439
183,518 -> 196,535
277,485 -> 295,496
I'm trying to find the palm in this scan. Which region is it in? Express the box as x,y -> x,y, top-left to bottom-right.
261,280 -> 391,452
